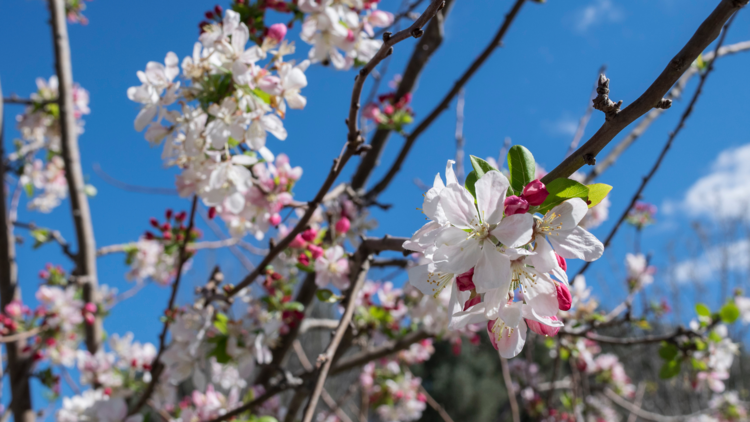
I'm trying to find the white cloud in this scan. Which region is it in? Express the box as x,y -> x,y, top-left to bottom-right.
681,143 -> 750,220
673,239 -> 748,283
543,115 -> 578,137
574,0 -> 623,33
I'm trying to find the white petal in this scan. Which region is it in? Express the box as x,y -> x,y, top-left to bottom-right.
473,243 -> 510,294
433,239 -> 480,275
475,171 -> 509,224
261,114 -> 287,141
134,105 -> 158,132
439,184 -> 479,229
491,213 -> 533,248
445,160 -> 458,186
434,226 -> 469,247
522,271 -> 558,317
550,226 -> 604,261
484,287 -> 506,320
529,235 -> 557,273
549,198 -> 589,230
403,221 -> 442,253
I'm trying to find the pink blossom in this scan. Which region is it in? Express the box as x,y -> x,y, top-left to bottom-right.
455,268 -> 476,291
269,213 -> 282,226
308,244 -> 324,260
556,282 -> 572,311
290,234 -> 306,248
267,23 -> 287,42
521,179 -> 548,206
526,316 -> 560,336
463,295 -> 481,311
504,195 -> 529,215
335,217 -> 351,234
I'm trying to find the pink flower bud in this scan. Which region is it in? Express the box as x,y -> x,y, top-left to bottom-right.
84,302 -> 97,314
208,207 -> 217,219
521,179 -> 548,206
487,320 -> 499,350
455,268 -> 476,291
346,29 -> 355,43
417,393 -> 427,402
267,23 -> 287,42
269,214 -> 282,226
307,244 -> 323,260
162,231 -> 172,241
214,5 -> 223,15
525,316 -> 560,337
150,217 -> 160,228
556,282 -> 572,311
463,295 -> 481,311
383,104 -> 394,115
5,301 -> 22,318
335,217 -> 351,234
165,209 -> 173,219
290,234 -> 306,249
301,228 -> 317,242
504,195 -> 529,215
298,253 -> 310,266
556,253 -> 567,271
85,313 -> 96,325
362,104 -> 382,121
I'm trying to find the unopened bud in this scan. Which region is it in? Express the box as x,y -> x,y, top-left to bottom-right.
307,244 -> 323,259
335,217 -> 351,234
208,207 -> 217,219
504,195 -> 529,216
556,282 -> 572,311
267,23 -> 287,43
269,214 -> 282,226
455,268 -> 476,291
521,179 -> 548,206
526,316 -> 560,336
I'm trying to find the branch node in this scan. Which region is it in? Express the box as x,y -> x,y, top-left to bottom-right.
411,28 -> 424,38
359,68 -> 368,76
592,74 -> 622,121
655,98 -> 672,109
386,46 -> 394,56
355,144 -> 372,155
382,31 -> 392,41
583,153 -> 597,166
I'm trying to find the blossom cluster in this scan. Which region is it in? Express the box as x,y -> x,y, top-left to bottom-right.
13,76 -> 91,213
128,8 -> 307,240
405,148 -> 607,359
360,360 -> 427,422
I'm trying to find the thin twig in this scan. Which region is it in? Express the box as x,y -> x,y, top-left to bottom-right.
574,14 -> 736,280
585,40 -> 750,183
603,388 -> 708,422
500,357 -> 520,422
300,256 -> 372,422
293,340 -> 353,422
0,77 -> 36,422
0,328 -> 40,344
419,385 -> 456,422
374,0 -> 427,37
221,1 -> 444,301
566,65 -> 606,158
128,196 -> 199,415
50,0 -> 101,354
331,329 -> 430,375
365,0 -> 527,202
541,0 -> 746,183
454,88 -> 466,181
93,163 -> 179,195
351,0 -> 455,190
197,205 -> 256,271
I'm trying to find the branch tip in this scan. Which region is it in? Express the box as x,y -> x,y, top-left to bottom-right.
592,73 -> 622,120
655,98 -> 672,109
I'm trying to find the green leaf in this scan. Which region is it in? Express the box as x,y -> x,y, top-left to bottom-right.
586,183 -> 612,208
295,263 -> 314,273
658,342 -> 679,361
695,303 -> 711,318
469,155 -> 499,179
208,336 -> 231,364
31,228 -> 51,249
719,302 -> 740,324
659,359 -> 682,379
464,170 -> 478,200
252,88 -> 272,105
708,330 -> 723,343
214,313 -> 229,335
506,146 -> 535,194
691,358 -> 708,371
316,289 -> 340,303
256,417 -> 279,422
24,183 -> 34,198
537,178 -> 589,215
227,136 -> 241,148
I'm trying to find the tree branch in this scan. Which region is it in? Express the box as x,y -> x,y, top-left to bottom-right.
350,0 -> 455,190
585,40 -> 750,183
541,0 -> 746,184
500,357 -> 520,422
300,254 -> 372,422
419,385 -> 456,422
365,0 -> 528,202
603,388 -> 709,422
565,65 -> 606,158
573,13 -> 736,280
128,196 -> 199,416
0,77 -> 35,422
49,0 -> 101,354
331,329 -> 430,375
221,1 -> 444,301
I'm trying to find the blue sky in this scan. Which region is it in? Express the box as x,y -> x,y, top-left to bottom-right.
2,0 -> 750,413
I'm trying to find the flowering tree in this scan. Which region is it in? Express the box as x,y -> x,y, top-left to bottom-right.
2,0 -> 750,422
